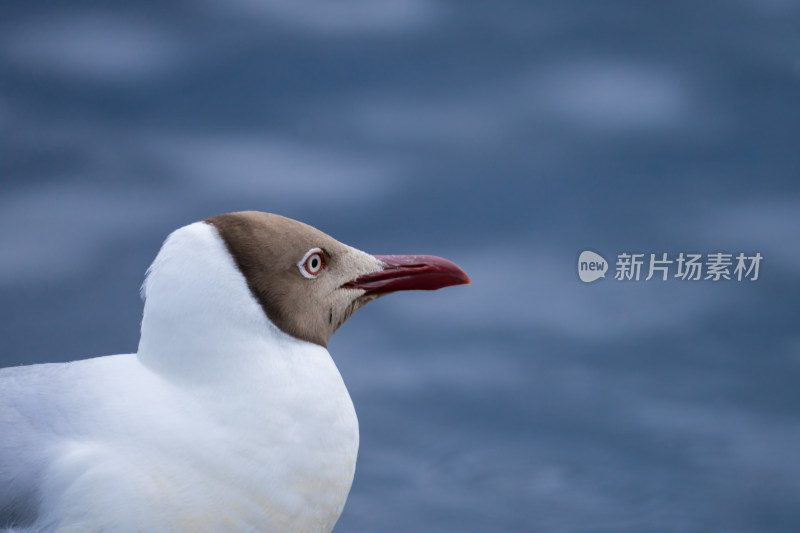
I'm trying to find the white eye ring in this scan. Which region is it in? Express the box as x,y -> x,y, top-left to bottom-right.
298,248 -> 326,279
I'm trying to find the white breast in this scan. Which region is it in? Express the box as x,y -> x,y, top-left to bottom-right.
23,345 -> 358,533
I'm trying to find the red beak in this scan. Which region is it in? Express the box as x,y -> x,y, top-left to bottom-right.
343,255 -> 470,296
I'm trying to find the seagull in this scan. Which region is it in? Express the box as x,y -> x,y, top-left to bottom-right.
0,211 -> 469,533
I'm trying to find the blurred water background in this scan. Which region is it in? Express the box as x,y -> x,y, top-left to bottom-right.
1,2 -> 800,531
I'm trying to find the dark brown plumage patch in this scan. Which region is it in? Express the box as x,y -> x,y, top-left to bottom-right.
206,211 -> 351,348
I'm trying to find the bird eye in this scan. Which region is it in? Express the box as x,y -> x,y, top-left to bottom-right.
298,248 -> 326,279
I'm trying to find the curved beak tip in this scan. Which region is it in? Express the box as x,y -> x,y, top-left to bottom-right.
344,254 -> 470,296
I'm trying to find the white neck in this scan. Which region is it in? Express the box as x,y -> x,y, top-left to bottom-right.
133,222 -> 358,532
137,222 -> 301,385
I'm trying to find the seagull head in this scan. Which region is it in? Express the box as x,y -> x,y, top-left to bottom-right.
205,211 -> 470,348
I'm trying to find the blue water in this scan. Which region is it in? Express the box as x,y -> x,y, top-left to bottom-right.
1,2 -> 799,531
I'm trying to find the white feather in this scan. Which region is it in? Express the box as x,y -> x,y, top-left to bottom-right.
0,222 -> 359,533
